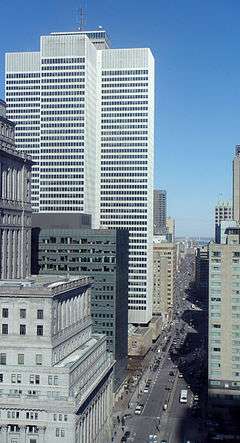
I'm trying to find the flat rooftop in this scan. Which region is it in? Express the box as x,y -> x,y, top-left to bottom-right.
55,336 -> 100,368
0,275 -> 91,298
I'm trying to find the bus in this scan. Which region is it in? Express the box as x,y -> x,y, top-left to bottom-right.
180,389 -> 188,403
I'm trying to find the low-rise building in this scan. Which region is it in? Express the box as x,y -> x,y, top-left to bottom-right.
128,325 -> 152,357
0,99 -> 32,279
0,275 -> 114,442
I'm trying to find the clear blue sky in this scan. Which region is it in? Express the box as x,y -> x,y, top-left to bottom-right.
1,0 -> 239,237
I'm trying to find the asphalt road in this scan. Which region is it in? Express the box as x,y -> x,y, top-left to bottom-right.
121,254 -> 207,443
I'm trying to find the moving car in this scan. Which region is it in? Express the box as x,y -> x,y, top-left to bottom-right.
163,403 -> 168,411
180,389 -> 188,403
134,404 -> 143,415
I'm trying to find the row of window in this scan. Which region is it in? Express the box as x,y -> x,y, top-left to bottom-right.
42,57 -> 85,64
1,324 -> 43,336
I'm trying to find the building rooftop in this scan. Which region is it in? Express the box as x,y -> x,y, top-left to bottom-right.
0,275 -> 91,298
55,336 -> 101,368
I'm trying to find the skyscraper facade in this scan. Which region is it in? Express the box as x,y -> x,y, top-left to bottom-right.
208,227 -> 240,405
233,145 -> 240,223
215,201 -> 232,243
5,29 -> 155,324
153,189 -> 167,235
96,48 -> 154,324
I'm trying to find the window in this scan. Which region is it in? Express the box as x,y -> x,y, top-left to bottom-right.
11,374 -> 16,383
37,309 -> 43,320
20,309 -> 26,318
29,374 -> 40,384
54,376 -> 58,385
48,376 -> 53,385
0,353 -> 6,365
61,430 -> 65,437
35,375 -> 40,384
2,308 -> 8,318
29,375 -> 34,384
56,428 -> 60,437
18,354 -> 24,365
37,325 -> 43,336
0,374 -> 3,382
36,354 -> 42,366
17,374 -> 21,384
2,324 -> 8,335
20,324 -> 26,335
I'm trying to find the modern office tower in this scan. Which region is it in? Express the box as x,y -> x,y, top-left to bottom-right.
166,216 -> 175,242
97,47 -> 154,325
0,99 -> 32,279
153,189 -> 167,235
215,201 -> 232,243
31,213 -> 129,390
208,227 -> 240,404
153,240 -> 177,314
153,254 -> 169,322
0,275 -> 114,442
5,29 -> 155,325
233,145 -> 240,222
195,245 -> 209,298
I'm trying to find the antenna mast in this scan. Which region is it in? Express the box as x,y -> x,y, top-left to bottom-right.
78,2 -> 86,31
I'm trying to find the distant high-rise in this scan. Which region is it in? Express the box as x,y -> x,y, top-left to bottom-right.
154,189 -> 167,235
233,145 -> 240,222
215,201 -> 232,243
5,28 -> 155,325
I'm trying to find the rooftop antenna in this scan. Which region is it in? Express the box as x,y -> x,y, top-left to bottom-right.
78,1 -> 86,31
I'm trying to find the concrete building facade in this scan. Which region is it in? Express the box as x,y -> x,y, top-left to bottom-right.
31,214 -> 129,390
153,189 -> 167,235
0,275 -> 114,442
153,255 -> 168,318
208,228 -> 240,404
5,28 -> 155,326
0,99 -> 32,279
195,245 -> 209,296
153,240 -> 177,314
215,201 -> 232,243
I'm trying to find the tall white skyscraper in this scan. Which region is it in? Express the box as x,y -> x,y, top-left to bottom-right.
96,48 -> 154,324
5,29 -> 154,324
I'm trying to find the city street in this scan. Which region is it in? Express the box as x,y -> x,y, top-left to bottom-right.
114,254 -> 207,443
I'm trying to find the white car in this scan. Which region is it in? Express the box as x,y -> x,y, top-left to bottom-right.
134,404 -> 143,415
144,386 -> 149,393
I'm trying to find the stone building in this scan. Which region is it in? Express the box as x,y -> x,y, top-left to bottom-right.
0,99 -> 32,279
153,240 -> 177,318
153,254 -> 169,320
0,275 -> 114,442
